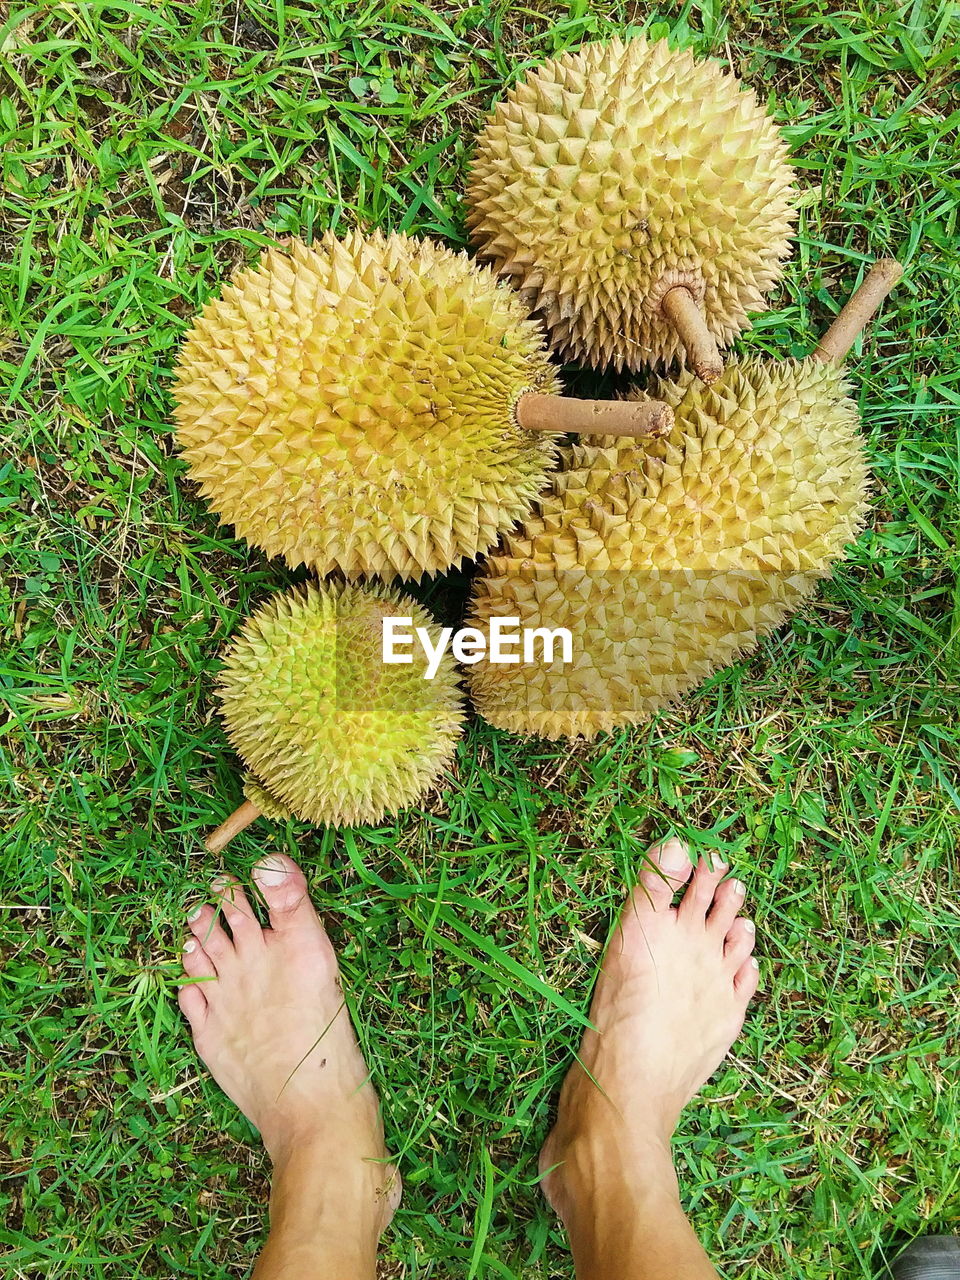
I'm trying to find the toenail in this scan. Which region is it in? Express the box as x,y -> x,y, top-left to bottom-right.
211,875 -> 230,892
185,904 -> 203,922
743,919 -> 756,933
183,939 -> 197,954
253,855 -> 288,887
655,838 -> 688,873
750,957 -> 759,969
732,879 -> 746,896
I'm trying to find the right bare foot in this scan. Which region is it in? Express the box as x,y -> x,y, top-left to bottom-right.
539,837 -> 759,1219
178,854 -> 399,1240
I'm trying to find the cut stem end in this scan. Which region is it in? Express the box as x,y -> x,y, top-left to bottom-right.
204,800 -> 262,854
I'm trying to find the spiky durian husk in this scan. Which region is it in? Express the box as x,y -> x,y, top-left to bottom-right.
173,232 -> 561,580
242,774 -> 292,822
218,582 -> 464,827
465,358 -> 870,740
467,37 -> 797,373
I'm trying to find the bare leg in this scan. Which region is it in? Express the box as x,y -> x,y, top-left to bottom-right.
540,838 -> 759,1280
177,854 -> 399,1279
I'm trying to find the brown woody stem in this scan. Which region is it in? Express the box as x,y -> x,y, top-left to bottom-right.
811,258 -> 903,363
204,800 -> 261,854
517,393 -> 673,439
660,286 -> 724,384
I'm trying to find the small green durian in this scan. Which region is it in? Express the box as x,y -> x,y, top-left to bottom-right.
205,581 -> 464,846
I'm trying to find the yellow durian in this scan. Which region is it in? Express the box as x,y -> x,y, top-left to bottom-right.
173,231 -> 562,581
464,262 -> 902,740
467,36 -> 797,379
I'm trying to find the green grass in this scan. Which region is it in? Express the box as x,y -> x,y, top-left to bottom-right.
2,0 -> 959,1276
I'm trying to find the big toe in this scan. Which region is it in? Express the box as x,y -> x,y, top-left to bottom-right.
253,855 -> 321,932
634,837 -> 694,913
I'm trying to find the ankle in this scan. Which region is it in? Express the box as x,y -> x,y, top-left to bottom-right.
261,1117 -> 330,1169
544,1126 -> 680,1227
558,1149 -> 702,1280
269,1137 -> 395,1242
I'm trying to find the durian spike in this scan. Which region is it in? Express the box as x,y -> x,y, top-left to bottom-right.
812,258 -> 903,364
660,287 -> 724,384
516,392 -> 673,439
205,800 -> 261,854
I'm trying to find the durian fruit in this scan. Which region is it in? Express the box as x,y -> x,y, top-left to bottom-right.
467,36 -> 797,382
173,232 -> 674,584
203,581 -> 464,850
464,261 -> 901,740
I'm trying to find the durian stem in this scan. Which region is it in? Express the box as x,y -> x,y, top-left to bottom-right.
516,393 -> 673,439
812,258 -> 904,363
660,287 -> 724,385
204,800 -> 261,854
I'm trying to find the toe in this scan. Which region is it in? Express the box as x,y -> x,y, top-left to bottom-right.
734,955 -> 760,1000
677,853 -> 729,922
188,905 -> 235,967
253,855 -> 321,934
177,981 -> 207,1032
706,877 -> 747,937
211,874 -> 263,948
634,837 -> 694,913
182,935 -> 218,982
724,917 -> 757,970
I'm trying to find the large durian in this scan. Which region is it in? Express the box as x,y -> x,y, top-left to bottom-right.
467,36 -> 797,380
464,262 -> 902,740
204,581 -> 464,849
173,232 -> 671,584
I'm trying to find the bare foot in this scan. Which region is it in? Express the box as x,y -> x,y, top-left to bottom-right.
540,837 -> 758,1218
178,853 -> 399,1237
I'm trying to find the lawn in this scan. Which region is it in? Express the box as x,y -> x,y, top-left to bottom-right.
2,0 -> 959,1276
